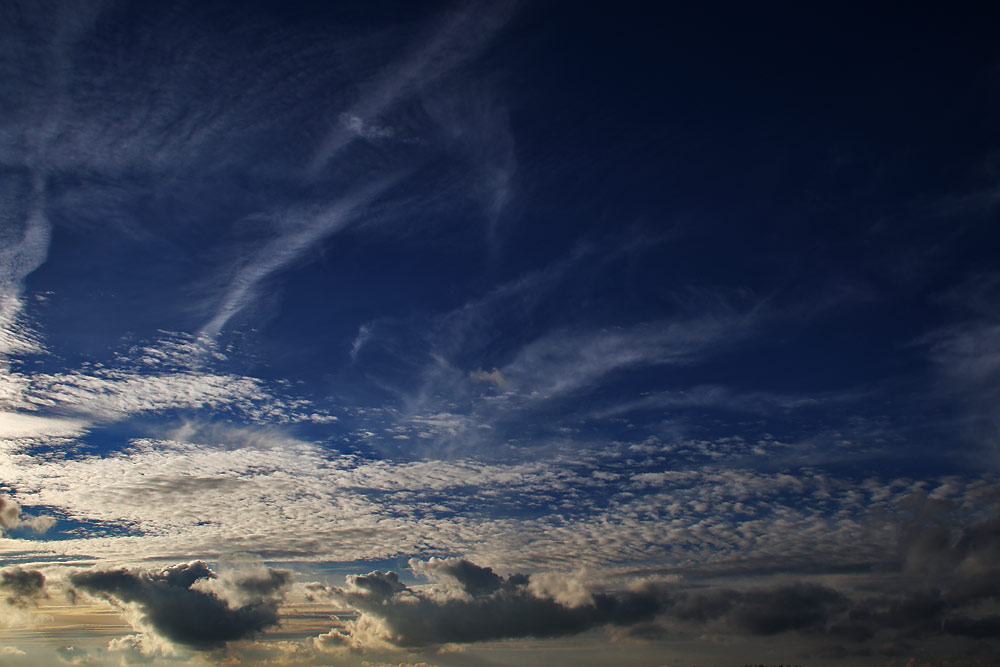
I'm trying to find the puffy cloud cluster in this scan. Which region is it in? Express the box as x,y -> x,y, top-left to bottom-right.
69,561 -> 292,649
0,494 -> 54,536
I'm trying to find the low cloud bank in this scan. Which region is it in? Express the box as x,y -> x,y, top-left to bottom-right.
319,541 -> 1000,651
69,561 -> 291,649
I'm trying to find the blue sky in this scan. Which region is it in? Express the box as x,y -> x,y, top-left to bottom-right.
1,1 -> 999,665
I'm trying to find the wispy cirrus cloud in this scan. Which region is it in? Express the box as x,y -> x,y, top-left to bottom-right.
590,384 -> 864,420
307,1 -> 518,175
496,311 -> 760,402
199,175 -> 405,338
0,171 -> 49,357
918,273 -> 1000,465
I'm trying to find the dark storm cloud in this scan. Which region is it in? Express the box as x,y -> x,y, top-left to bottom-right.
809,509 -> 1000,644
727,584 -> 849,636
0,566 -> 47,607
69,561 -> 291,649
637,583 -> 850,638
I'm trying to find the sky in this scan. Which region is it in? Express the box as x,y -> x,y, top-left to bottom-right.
1,1 -> 999,665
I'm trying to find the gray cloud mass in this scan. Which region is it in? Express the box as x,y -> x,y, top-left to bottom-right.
69,561 -> 291,649
0,566 -> 47,607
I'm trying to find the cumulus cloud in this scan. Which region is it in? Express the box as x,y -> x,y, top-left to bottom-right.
69,561 -> 291,649
323,558 -> 675,648
319,561 -> 871,650
317,545 -> 1000,652
0,495 -> 55,536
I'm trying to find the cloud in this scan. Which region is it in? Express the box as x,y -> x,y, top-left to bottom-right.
421,82 -> 518,245
918,273 -> 1000,462
195,2 -> 521,339
411,557 -> 509,598
0,412 -> 89,440
0,171 -> 49,357
0,495 -> 54,536
319,559 -> 884,650
728,584 -> 848,635
351,323 -> 374,362
340,113 -> 396,141
325,553 -> 1000,651
0,566 -> 47,607
0,333 -> 338,430
106,634 -> 161,664
307,1 -> 517,174
3,407 -> 997,603
498,311 -> 759,402
324,558 -> 675,648
591,384 -> 859,419
468,368 -> 506,387
0,2 -> 113,358
199,175 -> 404,339
69,561 -> 291,649
22,367 -> 271,422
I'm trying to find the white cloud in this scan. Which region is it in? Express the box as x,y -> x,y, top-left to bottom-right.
351,323 -> 374,362
2,420 -> 995,584
0,174 -> 50,357
0,494 -> 55,537
23,368 -> 269,422
0,412 -> 88,440
498,312 -> 758,402
0,334 -> 338,430
340,113 -> 396,140
468,368 -> 506,387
